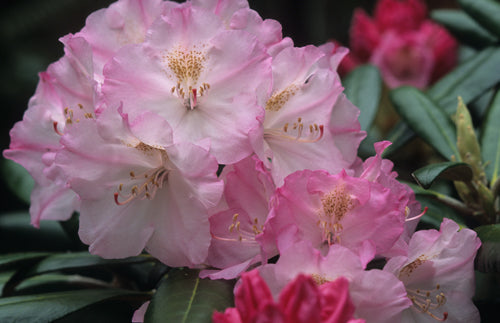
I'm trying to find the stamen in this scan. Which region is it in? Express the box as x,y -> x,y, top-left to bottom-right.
407,284 -> 447,321
317,185 -> 353,245
406,207 -> 428,222
53,121 -> 63,136
264,119 -> 324,143
211,213 -> 262,244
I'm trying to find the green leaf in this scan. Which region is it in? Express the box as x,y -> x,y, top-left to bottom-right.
0,289 -> 148,323
431,9 -> 498,48
0,252 -> 51,271
459,0 -> 500,38
415,195 -> 468,230
390,87 -> 459,160
145,268 -> 234,323
381,121 -> 415,157
427,47 -> 500,114
1,158 -> 34,204
480,89 -> 500,185
412,162 -> 473,189
343,64 -> 382,131
26,252 -> 153,277
475,224 -> 500,272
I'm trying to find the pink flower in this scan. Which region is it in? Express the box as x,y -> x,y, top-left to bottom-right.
55,105 -> 223,267
75,0 -> 165,80
3,35 -> 95,227
354,141 -> 422,257
258,241 -> 411,322
213,269 -> 363,323
101,2 -> 271,164
202,155 -> 277,279
251,45 -> 364,186
384,218 -> 481,322
268,168 -> 406,264
337,0 -> 457,88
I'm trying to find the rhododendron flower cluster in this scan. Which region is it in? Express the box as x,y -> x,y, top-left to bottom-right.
336,0 -> 458,89
4,0 -> 481,322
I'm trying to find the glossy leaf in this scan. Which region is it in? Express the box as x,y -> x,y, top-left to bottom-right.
391,87 -> 459,160
427,47 -> 500,114
26,252 -> 153,276
0,252 -> 50,271
381,121 -> 415,157
1,158 -> 34,204
480,89 -> 500,185
412,162 -> 473,189
145,268 -> 234,323
343,64 -> 382,131
431,9 -> 498,48
475,224 -> 500,273
0,289 -> 148,323
459,0 -> 500,38
415,195 -> 468,230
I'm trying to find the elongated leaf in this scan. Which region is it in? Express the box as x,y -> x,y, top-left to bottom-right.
391,87 -> 459,160
475,224 -> 500,272
1,158 -> 34,204
459,0 -> 500,38
480,89 -> 500,185
0,252 -> 51,271
145,268 -> 234,323
412,162 -> 473,189
381,121 -> 415,157
0,289 -> 148,323
427,47 -> 500,114
343,64 -> 382,131
431,9 -> 498,48
27,252 -> 153,276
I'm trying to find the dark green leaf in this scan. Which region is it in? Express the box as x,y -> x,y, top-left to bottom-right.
0,289 -> 148,323
415,195 -> 468,230
475,224 -> 500,272
343,64 -> 382,131
391,87 -> 459,160
459,0 -> 500,38
0,252 -> 51,271
431,9 -> 498,48
1,158 -> 34,204
427,47 -> 500,114
381,121 -> 415,157
145,268 -> 234,323
27,252 -> 154,276
412,162 -> 474,189
480,89 -> 500,185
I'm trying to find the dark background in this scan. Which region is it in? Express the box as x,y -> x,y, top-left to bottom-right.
0,0 -> 457,213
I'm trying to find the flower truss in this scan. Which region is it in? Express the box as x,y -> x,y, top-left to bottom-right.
4,0 -> 481,322
334,0 -> 458,89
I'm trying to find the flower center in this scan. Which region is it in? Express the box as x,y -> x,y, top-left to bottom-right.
263,117 -> 324,143
114,143 -> 170,205
265,84 -> 299,112
400,255 -> 448,321
317,185 -> 353,245
212,213 -> 263,244
53,104 -> 95,136
163,45 -> 210,110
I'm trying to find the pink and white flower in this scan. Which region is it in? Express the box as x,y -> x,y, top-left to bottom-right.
3,35 -> 95,226
202,155 -> 277,279
252,45 -> 364,186
101,2 -> 272,164
268,168 -> 406,264
55,105 -> 223,267
384,218 -> 481,322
